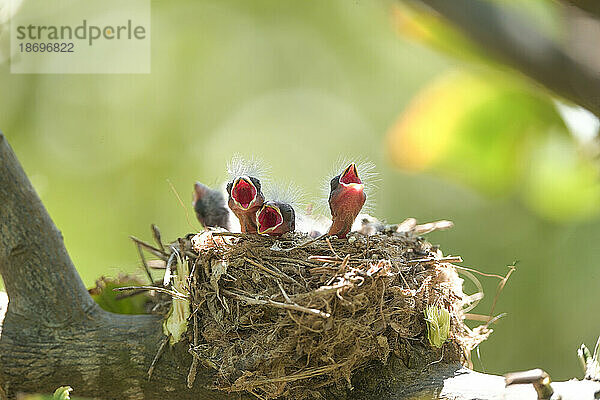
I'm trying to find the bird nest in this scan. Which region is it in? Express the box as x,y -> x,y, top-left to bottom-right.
121,218 -> 490,400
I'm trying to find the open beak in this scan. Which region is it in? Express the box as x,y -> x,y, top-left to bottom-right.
327,163 -> 367,238
231,176 -> 258,211
256,204 -> 284,235
339,163 -> 364,191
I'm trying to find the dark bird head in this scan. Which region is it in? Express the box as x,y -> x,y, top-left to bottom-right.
256,201 -> 295,236
327,163 -> 366,238
192,182 -> 230,229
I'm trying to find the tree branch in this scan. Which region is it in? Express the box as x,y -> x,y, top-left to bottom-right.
0,132 -> 96,323
0,131 -> 223,399
410,0 -> 600,118
0,130 -> 599,399
560,0 -> 600,19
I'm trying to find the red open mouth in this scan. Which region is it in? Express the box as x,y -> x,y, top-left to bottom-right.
340,163 -> 361,185
232,178 -> 257,210
257,205 -> 283,234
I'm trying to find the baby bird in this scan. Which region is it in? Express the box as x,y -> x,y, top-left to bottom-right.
327,163 -> 366,238
256,182 -> 300,236
256,201 -> 296,236
226,156 -> 266,233
192,182 -> 230,229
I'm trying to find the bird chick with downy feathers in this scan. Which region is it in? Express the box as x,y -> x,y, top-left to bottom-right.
326,160 -> 376,238
256,183 -> 301,236
192,182 -> 230,230
226,156 -> 267,233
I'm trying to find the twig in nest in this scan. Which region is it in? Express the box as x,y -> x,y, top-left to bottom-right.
262,255 -> 319,268
167,178 -> 200,232
312,279 -> 354,295
403,256 -> 462,265
212,231 -> 248,237
114,279 -> 163,299
464,312 -> 507,324
230,363 -> 344,389
308,255 -> 463,266
249,390 -> 267,400
396,218 -> 417,233
244,257 -> 302,287
130,236 -> 168,261
147,259 -> 167,269
148,334 -> 170,381
286,310 -> 324,333
277,280 -> 292,303
133,239 -> 154,284
151,224 -> 165,252
164,247 -> 179,287
325,237 -> 340,259
187,313 -> 199,388
424,347 -> 445,369
326,254 -> 350,286
398,270 -> 411,289
281,232 -> 328,252
379,279 -> 387,331
308,265 -> 338,275
486,265 -> 516,328
454,264 -> 514,316
453,265 -> 507,280
413,220 -> 454,235
114,285 -> 190,300
458,269 -> 484,314
308,255 -> 343,263
222,289 -> 331,318
338,254 -> 350,274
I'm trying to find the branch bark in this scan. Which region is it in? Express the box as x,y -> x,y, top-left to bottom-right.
560,0 -> 600,19
0,131 -> 223,399
410,0 -> 600,118
0,130 -> 598,399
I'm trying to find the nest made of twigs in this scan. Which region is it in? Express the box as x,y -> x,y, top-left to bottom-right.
146,221 -> 490,399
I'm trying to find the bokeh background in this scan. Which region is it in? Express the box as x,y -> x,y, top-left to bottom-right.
1,0 -> 599,382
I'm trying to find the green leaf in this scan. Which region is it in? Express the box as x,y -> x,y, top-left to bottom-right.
163,253 -> 191,345
17,386 -> 85,400
578,337 -> 600,381
53,386 -> 73,400
424,305 -> 450,348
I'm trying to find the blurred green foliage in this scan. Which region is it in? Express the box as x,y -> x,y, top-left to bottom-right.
88,276 -> 148,315
387,70 -> 600,221
1,0 -> 599,383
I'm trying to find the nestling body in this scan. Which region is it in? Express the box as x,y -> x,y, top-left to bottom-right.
327,163 -> 366,238
256,200 -> 295,236
227,175 -> 265,233
192,182 -> 230,229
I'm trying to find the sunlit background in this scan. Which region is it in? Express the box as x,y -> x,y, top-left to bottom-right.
1,0 -> 599,382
